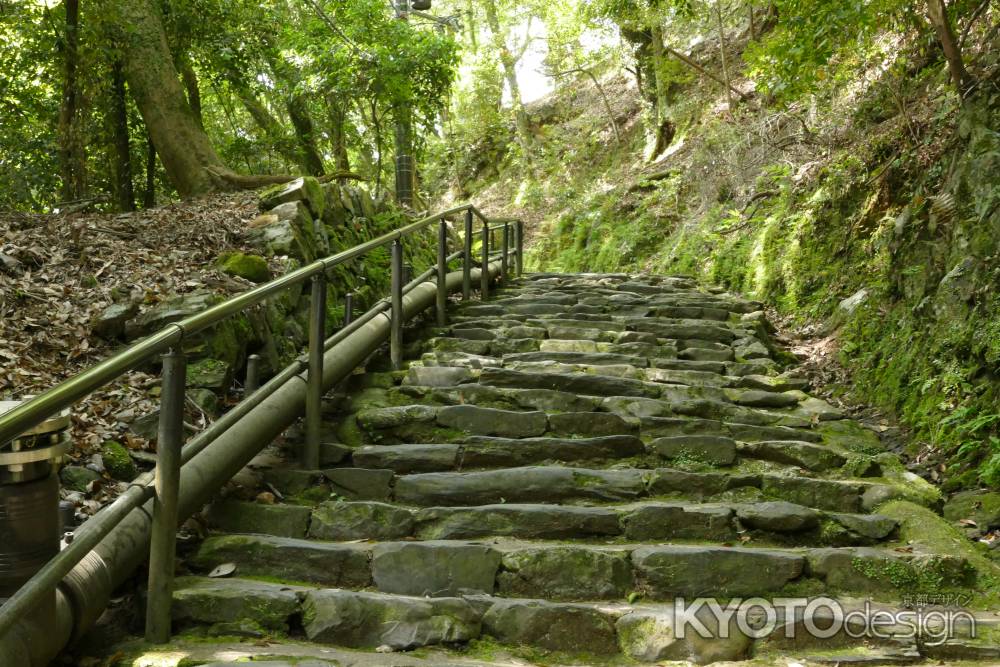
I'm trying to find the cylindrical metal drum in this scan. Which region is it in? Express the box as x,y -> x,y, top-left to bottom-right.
0,400 -> 70,600
0,474 -> 59,597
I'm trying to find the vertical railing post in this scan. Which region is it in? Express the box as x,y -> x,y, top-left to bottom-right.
500,222 -> 510,284
436,218 -> 448,327
391,238 -> 404,370
303,274 -> 326,470
462,209 -> 473,301
516,220 -> 524,277
245,354 -> 261,395
480,222 -> 490,299
145,349 -> 186,644
343,292 -> 354,327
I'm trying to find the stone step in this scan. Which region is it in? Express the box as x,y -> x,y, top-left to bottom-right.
188,537 -> 965,602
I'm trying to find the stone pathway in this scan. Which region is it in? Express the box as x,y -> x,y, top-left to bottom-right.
100,273 -> 1000,666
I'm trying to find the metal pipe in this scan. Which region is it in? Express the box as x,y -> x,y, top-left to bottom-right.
480,223 -> 490,298
303,275 -> 326,470
144,350 -> 185,643
245,354 -> 261,395
436,219 -> 448,327
343,292 -> 354,327
462,209 -> 473,301
390,239 -> 404,371
0,262 -> 501,667
516,220 -> 524,277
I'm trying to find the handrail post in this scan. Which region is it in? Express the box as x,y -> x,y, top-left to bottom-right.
500,222 -> 510,284
436,218 -> 448,326
245,354 -> 261,395
303,275 -> 326,470
480,222 -> 490,299
462,209 -> 473,301
516,220 -> 524,277
343,292 -> 354,327
391,238 -> 404,370
145,349 -> 186,644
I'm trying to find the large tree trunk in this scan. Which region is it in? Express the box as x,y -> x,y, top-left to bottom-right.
226,70 -> 303,170
648,26 -> 675,158
110,60 -> 135,211
286,95 -> 326,176
483,0 -> 533,163
144,131 -> 156,208
926,0 -> 973,96
179,56 -> 204,128
326,93 -> 351,173
109,0 -> 234,197
58,0 -> 86,201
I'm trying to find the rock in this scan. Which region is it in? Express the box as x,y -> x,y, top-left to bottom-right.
633,545 -> 805,597
497,547 -> 632,600
260,176 -> 326,218
404,366 -> 473,387
646,367 -> 729,387
186,358 -> 231,391
125,290 -> 220,339
539,339 -> 599,353
727,389 -> 800,408
828,513 -> 899,540
323,468 -> 393,501
482,599 -> 618,655
91,302 -> 138,339
413,504 -> 621,540
806,548 -> 904,593
100,441 -> 137,481
450,327 -> 495,340
192,534 -> 371,588
205,500 -> 311,538
372,542 -> 501,596
248,201 -> 316,261
762,475 -> 863,512
617,609 -> 753,664
505,351 -> 646,367
736,501 -> 821,532
461,434 -> 645,468
735,341 -> 770,360
357,405 -> 438,430
353,444 -> 459,473
651,435 -> 737,465
623,503 -> 736,541
319,442 -> 352,466
943,490 -> 1000,531
740,440 -> 847,471
546,411 -> 634,437
617,331 -> 659,345
217,252 -> 271,283
648,468 -> 758,498
60,466 -> 101,492
436,405 -> 548,438
189,388 -> 219,416
395,466 -> 645,506
303,589 -> 480,650
173,577 -> 301,632
309,501 -> 414,541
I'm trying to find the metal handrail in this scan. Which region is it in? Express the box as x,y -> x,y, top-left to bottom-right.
0,203 -> 493,447
0,199 -> 522,644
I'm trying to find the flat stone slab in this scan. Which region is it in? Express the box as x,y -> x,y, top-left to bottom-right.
736,501 -> 822,533
498,546 -> 633,600
632,545 -> 805,597
503,351 -> 649,366
460,434 -> 644,467
173,577 -> 304,632
482,598 -> 619,655
651,435 -> 737,465
372,541 -> 501,596
546,411 -> 635,437
622,503 -> 736,541
192,534 -> 371,588
436,404 -> 548,438
205,500 -> 311,539
740,440 -> 847,471
308,501 -> 414,541
480,367 -> 661,398
303,589 -> 480,650
413,503 -> 622,540
353,444 -> 460,473
394,466 -> 646,506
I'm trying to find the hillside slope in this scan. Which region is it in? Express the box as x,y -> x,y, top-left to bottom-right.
445,26 -> 1000,499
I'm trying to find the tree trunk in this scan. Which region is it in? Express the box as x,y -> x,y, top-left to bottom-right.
286,95 -> 326,176
58,0 -> 86,202
648,26 -> 675,157
110,60 -> 135,211
483,0 -> 533,163
714,1 -> 736,111
227,71 -> 303,170
144,131 -> 156,208
326,93 -> 351,173
108,0 -> 234,197
926,0 -> 973,96
179,56 -> 204,128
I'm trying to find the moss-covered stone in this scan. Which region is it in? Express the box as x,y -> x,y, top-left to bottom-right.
217,251 -> 271,283
100,440 -> 137,481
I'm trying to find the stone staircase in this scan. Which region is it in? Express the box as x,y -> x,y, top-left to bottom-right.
102,273 -> 1000,666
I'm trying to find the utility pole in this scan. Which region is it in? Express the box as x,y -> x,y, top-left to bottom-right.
394,0 -> 415,208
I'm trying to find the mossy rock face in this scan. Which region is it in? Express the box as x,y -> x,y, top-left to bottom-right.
172,576 -> 302,633
100,440 -> 137,481
186,358 -> 231,391
218,252 -> 271,283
